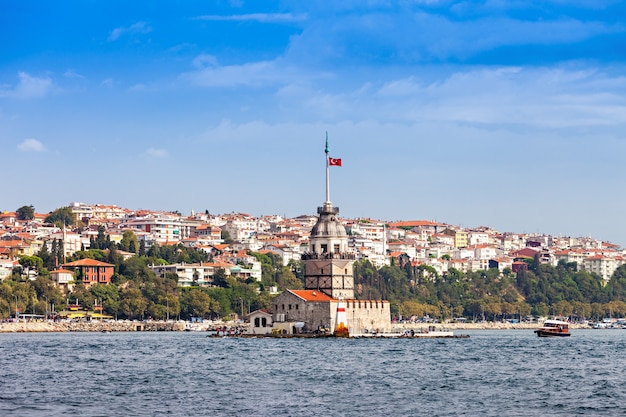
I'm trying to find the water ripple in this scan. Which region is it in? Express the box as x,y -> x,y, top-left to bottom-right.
1,330 -> 626,416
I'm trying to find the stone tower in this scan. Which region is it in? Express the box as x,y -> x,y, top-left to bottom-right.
302,135 -> 355,299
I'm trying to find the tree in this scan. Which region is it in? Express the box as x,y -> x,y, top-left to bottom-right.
119,287 -> 148,319
90,283 -> 120,317
276,266 -> 303,290
37,241 -> 54,270
19,256 -> 43,278
182,289 -> 210,318
128,239 -> 137,254
45,207 -> 76,227
213,268 -> 228,288
221,230 -> 233,244
16,205 -> 35,220
96,225 -> 107,250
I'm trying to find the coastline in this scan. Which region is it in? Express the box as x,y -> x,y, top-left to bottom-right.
0,320 -> 187,333
0,320 -> 591,333
392,321 -> 589,331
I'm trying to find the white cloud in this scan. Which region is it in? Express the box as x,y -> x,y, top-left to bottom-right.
270,65 -> 626,129
192,54 -> 219,69
194,13 -> 307,23
64,69 -> 84,79
146,148 -> 168,158
17,138 -> 45,152
182,59 -> 319,88
128,83 -> 147,92
108,21 -> 152,42
101,78 -> 114,88
0,72 -> 53,99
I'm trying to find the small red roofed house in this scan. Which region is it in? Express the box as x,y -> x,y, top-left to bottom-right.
50,268 -> 76,292
62,258 -> 115,287
511,248 -> 538,260
512,261 -> 528,274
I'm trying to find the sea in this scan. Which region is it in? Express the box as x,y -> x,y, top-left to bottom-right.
1,329 -> 625,416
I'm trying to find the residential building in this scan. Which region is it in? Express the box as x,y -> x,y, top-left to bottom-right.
62,259 -> 115,287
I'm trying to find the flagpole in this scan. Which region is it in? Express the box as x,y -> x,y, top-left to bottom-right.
325,132 -> 330,204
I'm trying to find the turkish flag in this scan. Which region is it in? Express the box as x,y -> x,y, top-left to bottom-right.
328,157 -> 342,166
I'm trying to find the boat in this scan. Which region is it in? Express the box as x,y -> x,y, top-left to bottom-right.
534,319 -> 570,337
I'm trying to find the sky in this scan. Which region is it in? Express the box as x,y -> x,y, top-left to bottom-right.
3,1 -> 626,245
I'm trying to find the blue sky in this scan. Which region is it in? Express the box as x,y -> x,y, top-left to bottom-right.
3,1 -> 626,245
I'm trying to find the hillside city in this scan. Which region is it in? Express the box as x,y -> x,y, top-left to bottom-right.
2,202 -> 622,282
1,201 -> 624,322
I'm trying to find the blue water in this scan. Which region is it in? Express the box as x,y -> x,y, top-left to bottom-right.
1,329 -> 625,416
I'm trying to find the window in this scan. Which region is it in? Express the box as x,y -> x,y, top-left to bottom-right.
295,304 -> 299,310
321,244 -> 327,253
289,304 -> 292,310
334,244 -> 340,253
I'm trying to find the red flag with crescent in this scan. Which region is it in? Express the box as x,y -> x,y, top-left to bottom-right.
328,157 -> 342,166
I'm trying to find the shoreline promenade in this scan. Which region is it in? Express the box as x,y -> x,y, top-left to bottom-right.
0,320 -> 590,333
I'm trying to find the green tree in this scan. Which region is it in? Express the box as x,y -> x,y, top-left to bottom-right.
182,289 -> 211,318
119,287 -> 148,319
90,283 -> 120,317
221,230 -> 233,244
96,225 -> 107,250
19,255 -> 43,278
16,205 -> 35,220
45,207 -> 76,227
213,268 -> 228,288
276,266 -> 303,290
37,241 -> 54,270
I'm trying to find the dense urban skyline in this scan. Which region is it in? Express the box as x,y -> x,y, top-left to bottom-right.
3,1 -> 626,245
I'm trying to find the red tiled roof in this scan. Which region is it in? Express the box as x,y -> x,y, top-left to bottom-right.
63,259 -> 115,267
290,290 -> 333,302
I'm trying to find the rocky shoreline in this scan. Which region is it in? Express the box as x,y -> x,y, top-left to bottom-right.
0,320 -> 188,333
0,320 -> 590,333
393,321 -> 590,331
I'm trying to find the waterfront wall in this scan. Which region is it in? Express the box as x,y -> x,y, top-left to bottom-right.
391,321 -> 590,331
0,320 -> 590,333
0,320 -> 187,333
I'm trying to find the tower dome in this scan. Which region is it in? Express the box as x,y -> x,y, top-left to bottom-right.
310,202 -> 348,239
308,201 -> 349,255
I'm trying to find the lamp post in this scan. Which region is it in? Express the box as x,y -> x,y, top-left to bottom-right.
13,295 -> 18,320
239,298 -> 244,320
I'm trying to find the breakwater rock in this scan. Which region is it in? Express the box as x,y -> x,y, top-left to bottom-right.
391,321 -> 589,331
0,320 -> 187,333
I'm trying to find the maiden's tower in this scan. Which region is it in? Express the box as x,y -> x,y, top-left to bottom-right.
271,136 -> 390,335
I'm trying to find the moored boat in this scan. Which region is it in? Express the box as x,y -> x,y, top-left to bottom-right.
534,319 -> 570,337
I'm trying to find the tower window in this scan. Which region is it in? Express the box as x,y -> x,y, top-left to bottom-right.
321,244 -> 327,253
334,244 -> 340,253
